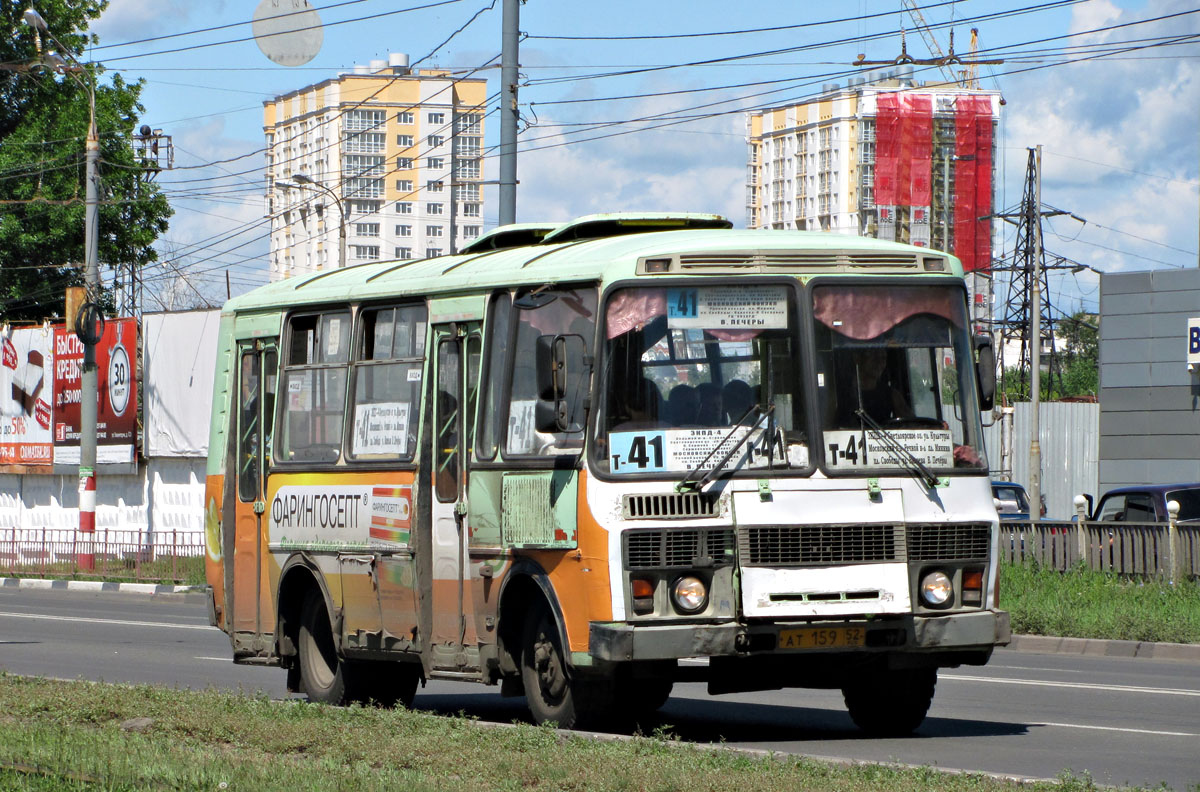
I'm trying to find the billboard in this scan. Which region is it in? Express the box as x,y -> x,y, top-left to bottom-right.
0,326 -> 55,466
53,317 -> 138,465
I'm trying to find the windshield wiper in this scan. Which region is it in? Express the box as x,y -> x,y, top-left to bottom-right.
853,408 -> 940,490
676,404 -> 775,494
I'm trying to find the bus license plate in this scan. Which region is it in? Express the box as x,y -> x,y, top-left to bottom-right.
778,626 -> 865,650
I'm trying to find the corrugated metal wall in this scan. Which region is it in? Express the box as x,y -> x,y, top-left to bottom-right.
983,401 -> 1098,520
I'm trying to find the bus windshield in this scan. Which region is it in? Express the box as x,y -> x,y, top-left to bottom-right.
594,284 -> 809,476
812,284 -> 986,474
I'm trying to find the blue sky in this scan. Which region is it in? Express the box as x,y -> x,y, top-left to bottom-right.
76,0 -> 1199,314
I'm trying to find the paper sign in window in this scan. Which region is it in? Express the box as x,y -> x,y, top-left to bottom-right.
666,286 -> 788,331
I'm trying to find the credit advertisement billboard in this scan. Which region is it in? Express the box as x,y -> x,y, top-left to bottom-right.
0,326 -> 55,466
53,317 -> 138,465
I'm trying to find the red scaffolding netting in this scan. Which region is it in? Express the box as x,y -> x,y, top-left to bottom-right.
954,95 -> 993,272
875,93 -> 900,207
874,92 -> 934,217
909,93 -> 933,207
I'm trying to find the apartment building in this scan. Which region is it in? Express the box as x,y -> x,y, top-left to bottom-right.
264,54 -> 487,281
746,69 -> 1001,277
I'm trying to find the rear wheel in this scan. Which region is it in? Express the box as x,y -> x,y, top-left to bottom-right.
298,589 -> 353,705
842,668 -> 937,736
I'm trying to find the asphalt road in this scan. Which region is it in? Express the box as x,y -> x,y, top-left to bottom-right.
1,588 -> 1197,790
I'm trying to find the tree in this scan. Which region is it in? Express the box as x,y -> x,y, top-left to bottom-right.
0,1 -> 172,322
998,310 -> 1099,403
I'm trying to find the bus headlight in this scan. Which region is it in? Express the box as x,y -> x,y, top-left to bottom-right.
671,576 -> 708,614
919,571 -> 953,607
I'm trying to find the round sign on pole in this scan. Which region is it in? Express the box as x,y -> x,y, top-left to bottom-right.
253,0 -> 323,67
108,342 -> 130,417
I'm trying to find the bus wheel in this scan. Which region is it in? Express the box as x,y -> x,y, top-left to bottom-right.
841,668 -> 937,736
521,606 -> 580,728
298,589 -> 351,705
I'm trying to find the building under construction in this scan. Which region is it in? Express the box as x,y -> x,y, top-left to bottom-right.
745,69 -> 1000,285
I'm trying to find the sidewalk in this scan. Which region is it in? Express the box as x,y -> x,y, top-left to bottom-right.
0,576 -> 199,596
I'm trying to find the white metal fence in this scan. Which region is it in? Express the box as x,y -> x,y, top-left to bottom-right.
1001,519 -> 1199,580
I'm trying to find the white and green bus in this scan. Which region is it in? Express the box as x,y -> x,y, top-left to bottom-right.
205,212 -> 1008,733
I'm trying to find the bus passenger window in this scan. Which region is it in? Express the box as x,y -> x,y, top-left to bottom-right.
347,304 -> 427,461
504,287 -> 597,458
279,310 -> 350,463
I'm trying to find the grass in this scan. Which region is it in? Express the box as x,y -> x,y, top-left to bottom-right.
1,556 -> 206,586
999,561 -> 1200,643
0,675 -> 1157,792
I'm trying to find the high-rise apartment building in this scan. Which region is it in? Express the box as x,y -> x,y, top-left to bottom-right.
264,54 -> 487,281
746,71 -> 1000,277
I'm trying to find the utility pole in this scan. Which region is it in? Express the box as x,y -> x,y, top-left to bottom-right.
1029,145 -> 1043,521
498,0 -> 519,225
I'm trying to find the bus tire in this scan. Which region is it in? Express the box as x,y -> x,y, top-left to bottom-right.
298,589 -> 353,705
841,668 -> 937,736
521,605 -> 578,727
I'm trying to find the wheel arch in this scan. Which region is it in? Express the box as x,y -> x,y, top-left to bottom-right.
275,553 -> 336,662
496,558 -> 570,676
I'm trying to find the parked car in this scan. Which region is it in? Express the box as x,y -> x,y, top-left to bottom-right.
1080,483 -> 1200,523
992,481 -> 1031,521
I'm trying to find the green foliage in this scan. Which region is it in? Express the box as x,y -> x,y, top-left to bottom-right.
1000,561 -> 1200,643
998,311 -> 1099,402
0,0 -> 172,321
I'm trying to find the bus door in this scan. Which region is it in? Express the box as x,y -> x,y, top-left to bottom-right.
231,338 -> 277,653
428,322 -> 482,670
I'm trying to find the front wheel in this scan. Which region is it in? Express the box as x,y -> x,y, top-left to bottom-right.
842,668 -> 937,736
521,606 -> 578,727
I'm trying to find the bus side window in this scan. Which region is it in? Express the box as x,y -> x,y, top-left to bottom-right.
476,293 -> 512,461
279,310 -> 350,463
347,304 -> 426,462
504,287 -> 597,458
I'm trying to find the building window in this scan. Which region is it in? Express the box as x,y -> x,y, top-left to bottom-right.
395,224 -> 412,237
426,202 -> 443,215
345,131 -> 385,154
396,157 -> 413,169
350,200 -> 381,214
427,157 -> 444,170
455,113 -> 481,134
352,245 -> 380,260
395,247 -> 412,259
355,223 -> 380,237
426,247 -> 442,257
344,154 -> 384,178
426,180 -> 443,193
397,202 -> 412,214
427,134 -> 444,148
463,225 -> 480,238
454,183 -> 479,201
456,158 -> 480,179
463,203 -> 480,217
395,179 -> 413,192
346,177 -> 383,199
397,111 -> 413,125
396,134 -> 414,147
427,111 -> 445,125
345,109 -> 385,132
428,225 -> 443,237
458,136 -> 481,156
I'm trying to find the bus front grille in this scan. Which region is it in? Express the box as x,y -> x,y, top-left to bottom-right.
740,524 -> 900,566
624,528 -> 735,569
622,492 -> 720,520
907,523 -> 991,560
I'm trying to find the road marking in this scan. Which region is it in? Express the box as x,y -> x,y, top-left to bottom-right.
195,656 -> 234,662
0,611 -> 215,632
942,673 -> 1200,697
1034,721 -> 1199,738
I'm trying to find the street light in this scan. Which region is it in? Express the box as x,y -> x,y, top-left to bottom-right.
24,6 -> 101,569
279,173 -> 346,271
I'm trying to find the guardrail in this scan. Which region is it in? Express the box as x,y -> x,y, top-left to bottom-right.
0,527 -> 204,584
1000,519 -> 1199,580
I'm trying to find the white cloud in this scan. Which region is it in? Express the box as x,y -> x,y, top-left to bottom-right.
93,0 -> 228,41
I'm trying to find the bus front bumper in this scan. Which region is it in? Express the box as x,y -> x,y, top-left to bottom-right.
588,610 -> 1010,663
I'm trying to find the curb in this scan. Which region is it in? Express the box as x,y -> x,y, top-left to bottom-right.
1002,633 -> 1200,662
0,577 -> 203,596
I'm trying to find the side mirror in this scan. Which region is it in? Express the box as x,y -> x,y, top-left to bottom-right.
534,333 -> 588,433
973,333 -> 996,412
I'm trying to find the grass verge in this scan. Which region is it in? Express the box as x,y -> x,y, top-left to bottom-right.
0,675 -> 1145,792
999,561 -> 1200,643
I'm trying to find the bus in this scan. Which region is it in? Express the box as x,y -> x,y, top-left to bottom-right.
204,212 -> 1008,734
